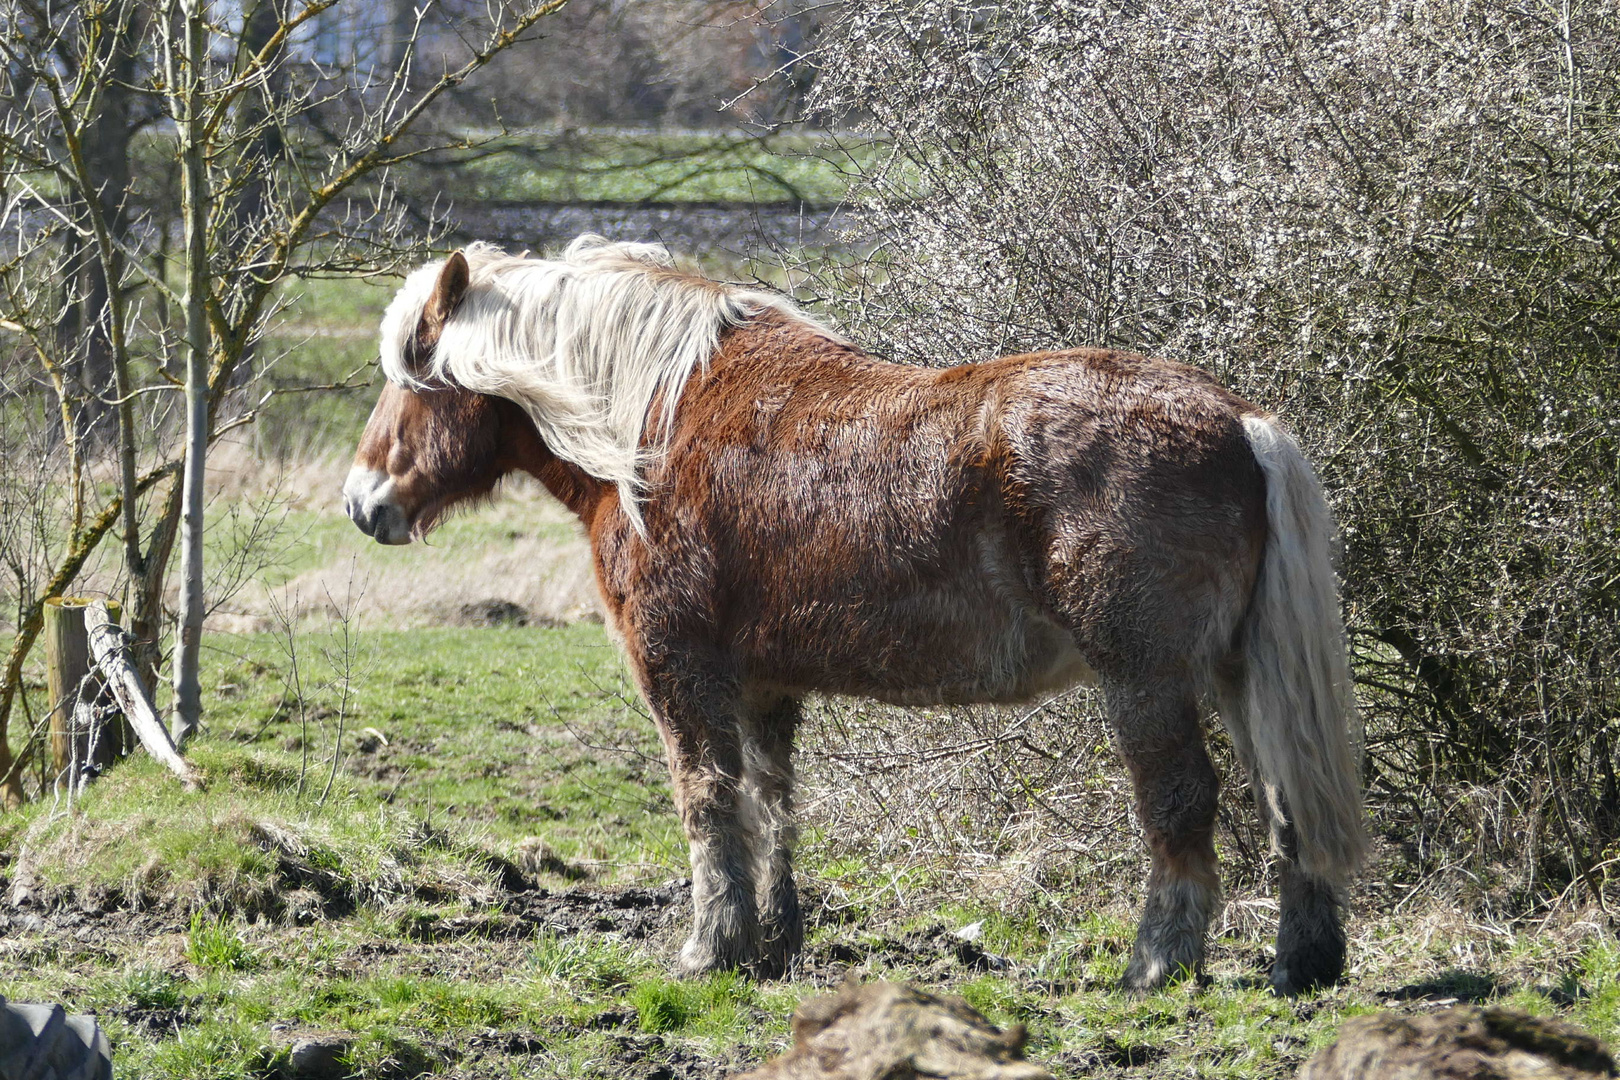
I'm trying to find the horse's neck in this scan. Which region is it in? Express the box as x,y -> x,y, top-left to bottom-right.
510,311 -> 852,525
531,453 -> 607,521
496,399 -> 610,522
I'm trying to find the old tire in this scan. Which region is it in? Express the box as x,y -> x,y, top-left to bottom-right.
0,995 -> 112,1080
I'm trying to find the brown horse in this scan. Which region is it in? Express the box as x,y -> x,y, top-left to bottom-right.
344,236 -> 1367,994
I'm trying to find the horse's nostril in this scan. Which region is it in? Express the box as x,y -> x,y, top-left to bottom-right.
342,468 -> 408,543
346,497 -> 374,536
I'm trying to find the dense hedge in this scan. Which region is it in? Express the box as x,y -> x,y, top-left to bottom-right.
809,0 -> 1620,907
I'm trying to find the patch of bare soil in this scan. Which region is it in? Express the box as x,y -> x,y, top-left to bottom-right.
593,1031 -> 749,1080
790,922 -> 1015,987
441,600 -> 565,629
0,904 -> 188,950
455,1023 -> 739,1080
102,1003 -> 201,1039
391,881 -> 691,944
0,871 -> 688,943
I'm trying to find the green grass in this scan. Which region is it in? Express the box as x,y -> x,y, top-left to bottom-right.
0,618 -> 709,1077
0,621 -> 669,919
6,618 -> 1620,1077
186,913 -> 262,972
396,130 -> 882,205
198,622 -> 683,868
631,972 -> 760,1037
134,1019 -> 271,1080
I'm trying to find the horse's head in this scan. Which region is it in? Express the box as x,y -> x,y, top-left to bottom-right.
344,251 -> 518,544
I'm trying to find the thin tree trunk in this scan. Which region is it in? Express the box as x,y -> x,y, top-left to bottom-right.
171,0 -> 210,746
92,31 -> 144,584
224,0 -> 289,388
74,1 -> 139,445
130,476 -> 183,695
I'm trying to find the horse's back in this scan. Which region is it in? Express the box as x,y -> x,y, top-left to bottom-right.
627,322 -> 1267,701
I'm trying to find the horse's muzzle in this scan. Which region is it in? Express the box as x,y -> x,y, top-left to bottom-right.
342,467 -> 412,545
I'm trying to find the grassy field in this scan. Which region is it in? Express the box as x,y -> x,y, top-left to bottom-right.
5,614 -> 1620,1079
392,130 -> 881,206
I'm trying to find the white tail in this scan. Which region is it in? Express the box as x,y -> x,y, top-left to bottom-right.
1237,415 -> 1368,882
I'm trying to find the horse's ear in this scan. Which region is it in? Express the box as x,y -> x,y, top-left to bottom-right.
414,250 -> 471,352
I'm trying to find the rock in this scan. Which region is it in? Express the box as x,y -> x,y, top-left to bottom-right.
736,980 -> 1051,1080
286,1035 -> 353,1080
1298,1006 -> 1617,1080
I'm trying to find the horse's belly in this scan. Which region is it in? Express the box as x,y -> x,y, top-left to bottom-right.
897,608 -> 1092,705
735,517 -> 1096,703
803,592 -> 1095,706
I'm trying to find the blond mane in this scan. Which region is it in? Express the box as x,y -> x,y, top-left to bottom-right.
378,235 -> 833,532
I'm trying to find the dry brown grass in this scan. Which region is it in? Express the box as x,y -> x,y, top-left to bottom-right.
792,690 -> 1595,941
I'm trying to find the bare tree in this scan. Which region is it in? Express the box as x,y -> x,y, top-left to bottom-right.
0,0 -> 568,801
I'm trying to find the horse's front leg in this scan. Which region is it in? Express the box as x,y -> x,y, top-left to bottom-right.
645,664 -> 763,978
743,692 -> 803,978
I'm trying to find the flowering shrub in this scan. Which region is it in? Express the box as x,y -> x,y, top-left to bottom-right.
809,0 -> 1620,906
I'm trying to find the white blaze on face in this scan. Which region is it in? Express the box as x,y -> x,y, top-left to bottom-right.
342,467 -> 412,545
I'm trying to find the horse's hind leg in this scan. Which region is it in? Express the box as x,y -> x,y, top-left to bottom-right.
1214,672 -> 1346,995
743,692 -> 803,978
644,665 -> 762,978
1266,804 -> 1345,994
1109,679 -> 1221,992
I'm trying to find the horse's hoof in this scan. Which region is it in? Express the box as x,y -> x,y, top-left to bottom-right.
674,946 -> 723,979
753,910 -> 804,981
1121,956 -> 1202,995
1272,905 -> 1346,995
675,936 -> 754,979
1270,947 -> 1345,997
750,937 -> 802,981
1119,962 -> 1167,995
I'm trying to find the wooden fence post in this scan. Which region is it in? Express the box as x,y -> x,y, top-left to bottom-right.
45,597 -> 129,787
84,602 -> 198,789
